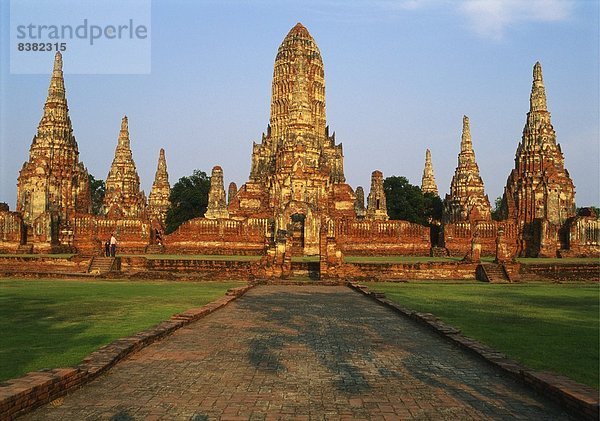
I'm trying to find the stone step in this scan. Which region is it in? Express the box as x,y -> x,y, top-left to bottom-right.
477,264 -> 511,283
88,257 -> 117,274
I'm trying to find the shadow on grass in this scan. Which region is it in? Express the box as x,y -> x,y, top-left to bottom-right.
0,296 -> 110,381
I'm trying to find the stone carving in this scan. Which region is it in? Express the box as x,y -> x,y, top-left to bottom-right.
228,22 -> 357,253
17,52 -> 91,230
366,170 -> 389,221
421,149 -> 439,196
205,166 -> 229,219
103,116 -> 147,218
443,116 -> 491,223
502,62 -> 576,227
148,148 -> 171,226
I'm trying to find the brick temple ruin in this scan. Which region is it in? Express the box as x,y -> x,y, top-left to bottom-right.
0,23 -> 598,270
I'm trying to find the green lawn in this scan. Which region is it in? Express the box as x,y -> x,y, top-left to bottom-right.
366,282 -> 600,389
0,279 -> 245,381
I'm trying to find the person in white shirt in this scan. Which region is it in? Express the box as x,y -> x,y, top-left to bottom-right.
110,234 -> 118,257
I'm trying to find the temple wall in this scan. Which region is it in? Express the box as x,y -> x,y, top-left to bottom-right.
0,256 -> 89,274
442,221 -> 518,257
335,219 -> 430,256
73,215 -> 151,255
164,217 -> 269,255
332,261 -> 479,280
563,217 -> 600,257
0,211 -> 23,253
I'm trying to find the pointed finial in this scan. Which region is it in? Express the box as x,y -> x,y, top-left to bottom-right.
533,61 -> 543,83
530,61 -> 547,112
53,52 -> 63,71
461,115 -> 473,153
121,115 -> 128,131
426,148 -> 432,160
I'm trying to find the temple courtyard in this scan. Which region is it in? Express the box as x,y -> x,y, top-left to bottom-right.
14,285 -> 580,420
1,278 -> 597,419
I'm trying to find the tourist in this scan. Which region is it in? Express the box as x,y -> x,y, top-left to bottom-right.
104,239 -> 110,257
110,233 -> 117,257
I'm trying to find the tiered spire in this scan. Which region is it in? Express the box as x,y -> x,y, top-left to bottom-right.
366,170 -> 389,221
17,52 -> 91,225
148,148 -> 171,225
529,62 -> 547,113
269,22 -> 326,141
502,62 -> 575,226
103,116 -> 146,218
443,116 -> 491,223
205,166 -> 229,219
420,149 -> 438,196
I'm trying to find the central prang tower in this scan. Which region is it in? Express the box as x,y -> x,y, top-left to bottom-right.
225,23 -> 357,254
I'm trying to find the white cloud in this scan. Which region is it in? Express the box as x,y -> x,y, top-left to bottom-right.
458,0 -> 575,40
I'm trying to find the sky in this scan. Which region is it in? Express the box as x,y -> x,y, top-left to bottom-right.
1,0 -> 598,209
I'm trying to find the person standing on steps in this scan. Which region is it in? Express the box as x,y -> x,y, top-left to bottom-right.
110,233 -> 118,257
104,239 -> 110,257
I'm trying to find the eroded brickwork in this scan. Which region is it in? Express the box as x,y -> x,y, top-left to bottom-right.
16,52 -> 91,251
148,148 -> 171,227
103,116 -> 147,219
421,149 -> 439,196
443,116 -> 491,224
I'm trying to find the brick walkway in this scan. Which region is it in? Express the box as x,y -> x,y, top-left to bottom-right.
24,285 -> 572,420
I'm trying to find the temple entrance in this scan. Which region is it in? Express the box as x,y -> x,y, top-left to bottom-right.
20,223 -> 28,245
290,213 -> 305,255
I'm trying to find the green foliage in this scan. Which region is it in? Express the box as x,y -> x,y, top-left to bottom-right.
0,279 -> 245,381
88,174 -> 105,215
165,169 -> 210,234
491,195 -> 503,221
383,176 -> 442,225
368,282 -> 599,389
577,206 -> 600,219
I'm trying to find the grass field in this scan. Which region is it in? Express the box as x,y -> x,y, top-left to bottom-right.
366,281 -> 599,389
0,279 -> 245,381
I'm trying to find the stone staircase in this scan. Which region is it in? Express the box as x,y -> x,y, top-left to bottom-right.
477,263 -> 511,283
88,257 -> 117,274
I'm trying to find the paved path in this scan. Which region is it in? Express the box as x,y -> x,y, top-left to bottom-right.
25,285 -> 571,420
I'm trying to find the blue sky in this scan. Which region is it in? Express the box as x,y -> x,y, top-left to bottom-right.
1,0 -> 598,208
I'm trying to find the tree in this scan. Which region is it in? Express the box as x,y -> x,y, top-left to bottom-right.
383,176 -> 442,225
491,196 -> 503,221
88,174 -> 105,215
577,206 -> 600,219
164,169 -> 210,234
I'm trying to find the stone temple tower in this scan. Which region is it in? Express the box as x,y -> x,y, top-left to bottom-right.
227,23 -> 357,254
205,166 -> 229,219
443,116 -> 491,223
421,149 -> 439,196
103,116 -> 147,218
17,52 -> 91,228
502,62 -> 575,226
148,148 -> 171,226
366,170 -> 389,221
